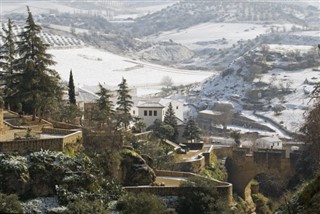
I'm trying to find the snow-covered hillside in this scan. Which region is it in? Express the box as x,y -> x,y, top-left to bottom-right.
48,47 -> 213,91
148,23 -> 297,51
188,42 -> 320,134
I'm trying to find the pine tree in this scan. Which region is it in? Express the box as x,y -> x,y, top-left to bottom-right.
163,102 -> 179,142
116,77 -> 133,129
183,119 -> 201,143
0,19 -> 17,109
95,83 -> 114,127
68,69 -> 76,105
0,19 -> 16,74
12,7 -> 61,120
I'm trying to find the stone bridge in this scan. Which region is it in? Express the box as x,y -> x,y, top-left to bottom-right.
226,148 -> 300,203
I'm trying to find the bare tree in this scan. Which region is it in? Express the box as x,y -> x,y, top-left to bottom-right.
161,76 -> 173,89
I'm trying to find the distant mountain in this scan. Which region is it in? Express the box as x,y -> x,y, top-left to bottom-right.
128,1 -> 319,37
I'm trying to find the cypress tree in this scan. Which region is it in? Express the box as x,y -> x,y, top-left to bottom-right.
182,119 -> 201,143
116,77 -> 133,129
95,83 -> 114,127
13,7 -> 61,120
68,69 -> 76,105
163,102 -> 179,142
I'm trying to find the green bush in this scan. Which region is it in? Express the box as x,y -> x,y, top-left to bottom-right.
177,176 -> 230,214
0,193 -> 23,213
252,193 -> 273,214
275,175 -> 320,213
66,199 -> 109,214
116,192 -> 174,214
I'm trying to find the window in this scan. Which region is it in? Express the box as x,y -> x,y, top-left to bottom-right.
133,110 -> 135,115
144,110 -> 147,116
176,106 -> 179,110
154,110 -> 157,116
149,110 -> 152,116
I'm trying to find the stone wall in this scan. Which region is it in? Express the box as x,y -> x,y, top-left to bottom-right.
48,120 -> 82,129
202,145 -> 214,166
213,146 -> 233,159
0,108 -> 3,132
0,129 -> 82,154
124,170 -> 234,205
63,131 -> 83,145
42,127 -> 78,135
0,138 -> 64,154
133,131 -> 153,141
183,143 -> 203,150
228,148 -> 297,200
173,155 -> 205,173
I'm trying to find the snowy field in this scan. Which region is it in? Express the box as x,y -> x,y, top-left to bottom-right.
48,47 -> 213,94
0,1 -> 177,21
112,2 -> 177,20
0,1 -> 77,15
148,22 -> 298,50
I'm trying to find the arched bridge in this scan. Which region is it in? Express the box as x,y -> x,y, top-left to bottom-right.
226,148 -> 300,202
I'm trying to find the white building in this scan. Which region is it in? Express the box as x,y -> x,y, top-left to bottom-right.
62,87 -> 99,112
136,98 -> 185,128
255,136 -> 283,150
159,98 -> 185,124
137,101 -> 165,127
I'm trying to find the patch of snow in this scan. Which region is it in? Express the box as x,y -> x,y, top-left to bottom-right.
49,47 -> 213,89
22,197 -> 66,214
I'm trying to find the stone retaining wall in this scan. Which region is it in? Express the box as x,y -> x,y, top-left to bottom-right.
125,170 -> 234,205
0,129 -> 82,154
42,127 -> 78,135
0,138 -> 64,154
202,145 -> 214,166
173,155 -> 205,173
48,120 -> 82,129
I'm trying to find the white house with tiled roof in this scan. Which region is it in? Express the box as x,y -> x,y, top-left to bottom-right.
137,101 -> 165,127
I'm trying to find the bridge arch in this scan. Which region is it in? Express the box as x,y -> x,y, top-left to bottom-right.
226,149 -> 297,203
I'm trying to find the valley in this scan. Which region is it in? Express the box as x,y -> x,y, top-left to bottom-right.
0,0 -> 319,213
